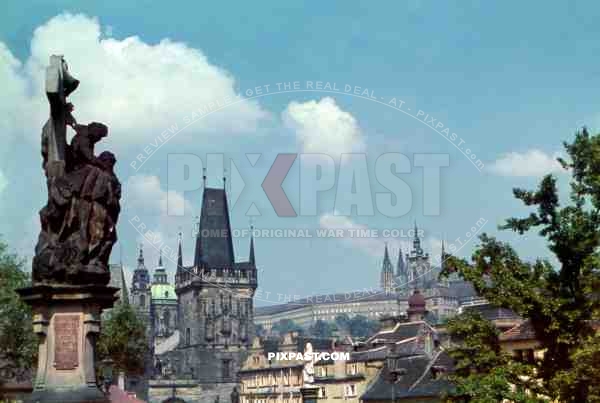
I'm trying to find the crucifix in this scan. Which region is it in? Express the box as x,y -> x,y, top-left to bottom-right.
42,55 -> 79,179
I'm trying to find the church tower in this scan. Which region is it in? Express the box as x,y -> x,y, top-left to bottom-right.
380,243 -> 394,293
131,245 -> 151,321
406,222 -> 431,290
175,182 -> 258,389
396,246 -> 408,291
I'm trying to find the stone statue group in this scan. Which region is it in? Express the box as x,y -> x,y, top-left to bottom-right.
33,55 -> 121,286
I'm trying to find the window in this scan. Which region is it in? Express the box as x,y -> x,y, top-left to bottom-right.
318,366 -> 327,377
163,310 -> 170,329
283,368 -> 290,385
186,328 -> 191,345
140,294 -> 145,307
347,363 -> 357,375
319,387 -> 326,398
345,384 -> 356,397
222,359 -> 231,380
514,349 -> 535,364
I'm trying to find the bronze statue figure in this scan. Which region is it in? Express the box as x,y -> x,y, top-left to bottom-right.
33,56 -> 121,286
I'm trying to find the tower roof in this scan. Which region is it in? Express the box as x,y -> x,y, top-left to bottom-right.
249,229 -> 255,266
408,289 -> 426,313
132,245 -> 150,290
176,231 -> 184,275
412,221 -> 424,257
396,247 -> 406,276
194,187 -> 235,267
382,243 -> 393,273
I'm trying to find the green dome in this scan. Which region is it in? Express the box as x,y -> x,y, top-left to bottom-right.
151,283 -> 177,300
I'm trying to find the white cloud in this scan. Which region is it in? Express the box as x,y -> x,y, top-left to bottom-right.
283,97 -> 364,156
319,213 -> 410,258
0,13 -> 267,147
488,149 -> 565,177
125,174 -> 195,271
124,174 -> 192,216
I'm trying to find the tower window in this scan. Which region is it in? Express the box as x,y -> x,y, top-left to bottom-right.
140,294 -> 145,307
222,359 -> 231,380
186,328 -> 191,345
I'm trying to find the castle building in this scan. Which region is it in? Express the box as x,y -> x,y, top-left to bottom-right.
255,226 -> 474,331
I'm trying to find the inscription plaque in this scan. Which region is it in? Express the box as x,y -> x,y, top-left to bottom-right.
54,315 -> 79,370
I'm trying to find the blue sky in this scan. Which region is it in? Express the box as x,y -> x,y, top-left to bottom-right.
0,1 -> 596,305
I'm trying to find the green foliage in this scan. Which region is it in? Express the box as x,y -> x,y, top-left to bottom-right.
347,315 -> 381,338
309,320 -> 337,338
271,319 -> 304,335
441,129 -> 600,402
443,312 -> 544,403
97,302 -> 148,376
0,239 -> 36,385
334,313 -> 351,330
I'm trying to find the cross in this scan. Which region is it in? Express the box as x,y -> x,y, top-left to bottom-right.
44,55 -> 79,179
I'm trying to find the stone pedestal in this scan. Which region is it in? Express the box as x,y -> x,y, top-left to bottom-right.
18,285 -> 118,403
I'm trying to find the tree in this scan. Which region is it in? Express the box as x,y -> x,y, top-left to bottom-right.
309,320 -> 337,338
348,315 -> 380,338
271,319 -> 303,336
97,302 -> 148,376
0,239 -> 36,389
334,313 -> 351,331
441,128 -> 600,402
443,311 -> 544,403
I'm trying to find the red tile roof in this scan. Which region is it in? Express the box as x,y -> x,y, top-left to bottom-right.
108,385 -> 145,403
499,320 -> 537,342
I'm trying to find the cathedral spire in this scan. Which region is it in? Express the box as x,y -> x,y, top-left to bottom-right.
441,239 -> 445,269
381,243 -> 394,292
396,247 -> 406,277
412,220 -> 423,256
158,250 -> 163,268
383,242 -> 391,267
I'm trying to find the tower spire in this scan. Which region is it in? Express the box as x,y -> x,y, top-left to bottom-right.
396,246 -> 406,276
413,220 -> 422,256
249,224 -> 255,266
137,243 -> 145,267
384,242 -> 390,263
177,231 -> 183,272
381,242 -> 394,292
158,249 -> 163,267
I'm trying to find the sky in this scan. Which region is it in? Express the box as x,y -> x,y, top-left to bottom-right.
0,1 -> 597,306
